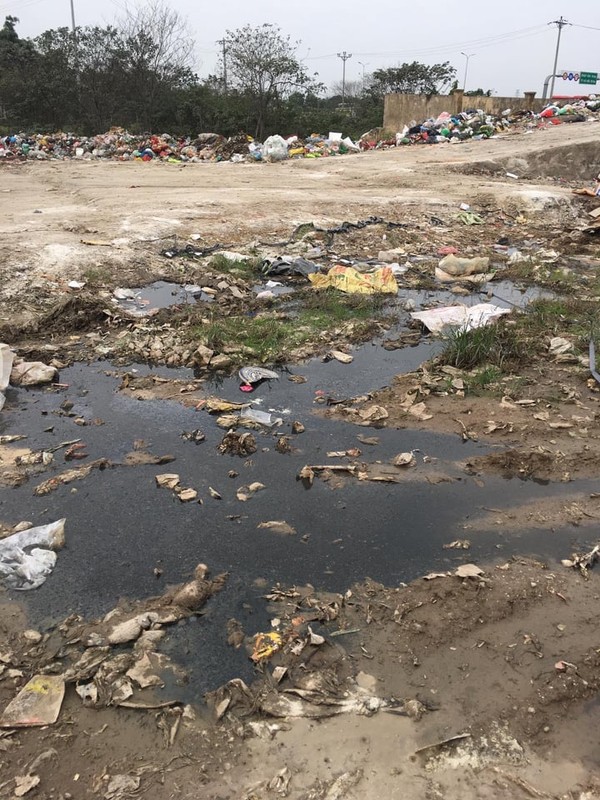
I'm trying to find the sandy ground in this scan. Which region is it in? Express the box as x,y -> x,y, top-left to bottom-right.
2,120 -> 600,799
0,120 -> 597,303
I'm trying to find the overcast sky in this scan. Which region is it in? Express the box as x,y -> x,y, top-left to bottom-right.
2,0 -> 599,98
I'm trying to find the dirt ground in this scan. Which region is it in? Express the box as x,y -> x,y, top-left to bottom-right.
2,120 -> 600,798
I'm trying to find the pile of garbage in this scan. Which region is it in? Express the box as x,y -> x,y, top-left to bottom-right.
0,128 -> 360,163
362,99 -> 600,148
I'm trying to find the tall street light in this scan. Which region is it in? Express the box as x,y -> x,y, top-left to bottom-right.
358,60 -> 369,89
461,52 -> 476,91
337,51 -> 352,105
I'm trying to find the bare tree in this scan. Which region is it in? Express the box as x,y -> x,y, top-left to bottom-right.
118,1 -> 196,128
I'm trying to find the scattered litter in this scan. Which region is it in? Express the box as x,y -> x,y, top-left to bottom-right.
443,539 -> 471,550
455,563 -> 485,578
177,488 -> 198,503
0,519 -> 65,590
554,660 -> 577,672
251,632 -> 283,662
155,473 -> 180,490
562,544 -> 599,576
549,337 -> 573,356
14,775 -> 41,797
10,360 -> 58,386
589,340 -> 600,385
239,409 -> 283,428
262,256 -> 319,277
218,431 -> 257,456
393,452 -> 416,467
104,774 -> 141,800
237,482 -> 266,502
358,405 -> 389,423
34,459 -> 108,495
257,521 -> 296,536
291,421 -> 305,434
205,397 -> 248,413
239,366 -> 279,391
308,265 -> 398,295
181,429 -> 205,443
0,343 -> 15,411
209,487 -> 222,500
411,303 -> 510,333
0,675 -> 65,727
414,733 -> 472,755
325,350 -> 354,364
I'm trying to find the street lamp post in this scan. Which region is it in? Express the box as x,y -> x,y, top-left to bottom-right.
358,61 -> 369,89
337,51 -> 352,105
461,51 -> 476,92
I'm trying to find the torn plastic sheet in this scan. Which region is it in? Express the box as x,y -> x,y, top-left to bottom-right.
589,339 -> 600,385
0,343 -> 15,410
0,519 -> 65,590
411,303 -> 510,334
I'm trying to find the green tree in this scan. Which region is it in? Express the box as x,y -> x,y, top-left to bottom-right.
219,24 -> 323,139
369,61 -> 456,97
0,16 -> 37,125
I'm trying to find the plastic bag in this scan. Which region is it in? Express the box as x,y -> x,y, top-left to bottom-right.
0,343 -> 14,411
0,519 -> 66,590
263,135 -> 289,162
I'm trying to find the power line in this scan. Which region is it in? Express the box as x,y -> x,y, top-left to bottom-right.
305,25 -> 550,62
572,23 -> 600,32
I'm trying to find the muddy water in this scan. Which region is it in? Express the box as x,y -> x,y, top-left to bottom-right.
0,340 -> 595,696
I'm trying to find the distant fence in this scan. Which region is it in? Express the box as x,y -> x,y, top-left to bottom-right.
383,89 -> 545,132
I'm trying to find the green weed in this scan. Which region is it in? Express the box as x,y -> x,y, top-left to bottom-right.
440,322 -> 528,371
209,254 -> 262,277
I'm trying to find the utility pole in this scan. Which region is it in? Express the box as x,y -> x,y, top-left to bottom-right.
69,0 -> 76,34
358,61 -> 369,89
461,52 -> 475,91
337,51 -> 352,105
548,16 -> 570,100
217,39 -> 228,92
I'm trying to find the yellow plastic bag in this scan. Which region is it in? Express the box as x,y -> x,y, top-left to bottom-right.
251,632 -> 283,662
308,265 -> 398,295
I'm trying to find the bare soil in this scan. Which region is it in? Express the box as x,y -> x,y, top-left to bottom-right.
2,121 -> 600,799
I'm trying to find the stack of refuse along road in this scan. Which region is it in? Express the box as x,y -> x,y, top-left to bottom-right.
359,100 -> 600,149
0,127 -> 362,163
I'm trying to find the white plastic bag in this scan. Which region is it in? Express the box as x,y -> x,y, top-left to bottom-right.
263,135 -> 289,162
0,519 -> 66,590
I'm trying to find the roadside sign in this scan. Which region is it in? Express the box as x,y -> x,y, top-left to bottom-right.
580,71 -> 598,86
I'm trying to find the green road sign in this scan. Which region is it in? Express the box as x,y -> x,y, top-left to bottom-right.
579,72 -> 598,86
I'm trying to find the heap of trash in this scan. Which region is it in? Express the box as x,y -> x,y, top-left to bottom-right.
362,99 -> 600,149
0,128 -> 360,163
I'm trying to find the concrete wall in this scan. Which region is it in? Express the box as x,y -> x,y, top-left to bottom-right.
383,90 -> 545,132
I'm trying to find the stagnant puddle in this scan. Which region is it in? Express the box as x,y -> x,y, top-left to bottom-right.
0,337 -> 592,699
112,280 -> 213,315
